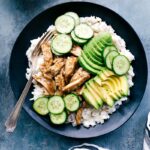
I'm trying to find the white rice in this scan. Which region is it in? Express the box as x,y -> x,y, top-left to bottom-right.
26,16 -> 135,127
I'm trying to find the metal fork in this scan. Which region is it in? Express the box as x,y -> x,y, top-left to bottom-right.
5,30 -> 54,132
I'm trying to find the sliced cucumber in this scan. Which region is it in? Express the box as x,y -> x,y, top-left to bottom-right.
48,96 -> 65,114
103,46 -> 118,58
55,15 -> 75,34
65,12 -> 80,25
74,24 -> 94,39
51,47 -> 63,56
50,111 -> 67,125
64,94 -> 80,112
33,97 -> 49,115
71,31 -> 87,44
113,55 -> 130,75
105,51 -> 119,70
52,34 -> 72,54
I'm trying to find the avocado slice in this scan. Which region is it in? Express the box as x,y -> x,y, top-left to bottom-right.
88,35 -> 105,52
81,52 -> 104,71
105,77 -> 122,98
99,32 -> 113,46
82,88 -> 99,109
93,76 -> 102,86
86,41 -> 103,57
86,81 -> 103,106
118,76 -> 129,96
86,49 -> 103,63
93,40 -> 104,52
102,83 -> 118,100
84,46 -> 103,62
84,49 -> 103,66
78,56 -> 99,75
98,69 -> 114,80
93,80 -> 114,107
88,80 -> 103,100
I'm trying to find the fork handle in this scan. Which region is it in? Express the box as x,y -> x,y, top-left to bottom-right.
5,76 -> 33,132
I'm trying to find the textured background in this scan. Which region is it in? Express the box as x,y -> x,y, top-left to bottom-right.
0,0 -> 149,150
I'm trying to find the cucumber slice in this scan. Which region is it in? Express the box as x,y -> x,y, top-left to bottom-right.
51,47 -> 63,56
48,96 -> 65,114
74,24 -> 94,39
65,12 -> 80,25
33,97 -> 49,115
55,15 -> 75,33
103,46 -> 118,58
71,31 -> 87,44
50,111 -> 67,125
64,94 -> 80,112
105,51 -> 119,70
113,55 -> 130,75
52,34 -> 72,54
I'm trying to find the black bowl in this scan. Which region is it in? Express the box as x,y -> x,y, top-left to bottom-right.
9,1 -> 148,138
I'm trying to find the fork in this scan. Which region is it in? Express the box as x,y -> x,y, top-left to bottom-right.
5,30 -> 54,132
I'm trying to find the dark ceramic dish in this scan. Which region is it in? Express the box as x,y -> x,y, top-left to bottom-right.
9,1 -> 148,138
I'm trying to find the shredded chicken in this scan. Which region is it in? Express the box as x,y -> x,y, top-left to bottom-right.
65,56 -> 78,83
71,45 -> 82,56
43,72 -> 53,80
43,88 -> 50,96
55,69 -> 65,95
40,43 -> 53,72
62,70 -> 90,92
46,57 -> 65,76
71,68 -> 89,82
33,73 -> 56,95
75,108 -> 83,125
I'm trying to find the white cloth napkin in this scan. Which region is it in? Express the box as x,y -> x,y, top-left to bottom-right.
143,112 -> 150,150
69,143 -> 109,150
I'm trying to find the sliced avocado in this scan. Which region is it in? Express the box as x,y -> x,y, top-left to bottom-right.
84,47 -> 103,62
93,76 -> 102,86
98,69 -> 114,80
82,88 -> 99,109
88,50 -> 103,63
84,45 -> 102,60
93,80 -> 114,107
102,83 -> 118,100
103,69 -> 114,76
84,49 -> 103,66
88,79 -> 103,100
91,36 -> 105,52
105,77 -> 122,98
99,32 -> 112,46
97,40 -> 105,50
86,41 -> 103,57
78,56 -> 99,75
86,81 -> 103,106
81,52 -> 105,71
118,76 -> 129,96
93,40 -> 104,52
111,76 -> 124,97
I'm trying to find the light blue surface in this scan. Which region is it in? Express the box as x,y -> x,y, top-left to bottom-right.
0,0 -> 149,149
